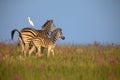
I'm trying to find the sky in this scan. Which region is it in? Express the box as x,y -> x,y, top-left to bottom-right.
0,0 -> 120,44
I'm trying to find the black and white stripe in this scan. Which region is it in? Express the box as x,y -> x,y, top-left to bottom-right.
29,28 -> 65,57
11,20 -> 55,56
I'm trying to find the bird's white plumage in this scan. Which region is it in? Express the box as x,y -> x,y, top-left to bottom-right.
28,16 -> 34,27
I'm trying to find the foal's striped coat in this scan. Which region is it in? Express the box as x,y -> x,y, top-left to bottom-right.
30,28 -> 65,57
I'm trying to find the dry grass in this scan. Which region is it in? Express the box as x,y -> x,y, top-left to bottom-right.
0,42 -> 120,80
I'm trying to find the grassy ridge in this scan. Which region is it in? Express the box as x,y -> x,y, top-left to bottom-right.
0,42 -> 120,80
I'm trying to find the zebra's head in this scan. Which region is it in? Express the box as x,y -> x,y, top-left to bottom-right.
52,28 -> 65,40
41,19 -> 55,32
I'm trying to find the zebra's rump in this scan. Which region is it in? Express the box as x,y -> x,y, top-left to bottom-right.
21,28 -> 38,36
20,28 -> 48,44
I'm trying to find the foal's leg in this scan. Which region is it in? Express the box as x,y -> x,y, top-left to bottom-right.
47,47 -> 51,57
51,46 -> 55,56
51,49 -> 54,56
29,45 -> 36,56
36,46 -> 42,57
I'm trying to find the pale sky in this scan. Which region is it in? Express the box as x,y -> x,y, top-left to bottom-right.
0,0 -> 120,44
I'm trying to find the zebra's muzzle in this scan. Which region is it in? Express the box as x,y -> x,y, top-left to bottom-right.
61,36 -> 65,40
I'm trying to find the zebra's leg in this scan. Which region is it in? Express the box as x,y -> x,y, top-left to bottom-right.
51,46 -> 55,56
51,48 -> 54,56
47,47 -> 51,57
24,43 -> 29,57
18,37 -> 25,55
36,46 -> 42,57
29,45 -> 36,56
41,47 -> 44,53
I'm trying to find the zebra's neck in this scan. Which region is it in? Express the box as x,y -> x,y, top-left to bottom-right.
50,35 -> 58,44
41,25 -> 50,33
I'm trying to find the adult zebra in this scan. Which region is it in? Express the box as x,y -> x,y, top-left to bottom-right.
11,20 -> 55,56
29,28 -> 65,57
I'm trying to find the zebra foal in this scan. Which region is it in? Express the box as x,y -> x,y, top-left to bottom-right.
29,28 -> 65,57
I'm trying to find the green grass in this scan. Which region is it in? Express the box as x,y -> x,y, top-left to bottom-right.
0,42 -> 120,80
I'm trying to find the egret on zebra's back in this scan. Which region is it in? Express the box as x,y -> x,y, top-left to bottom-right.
28,16 -> 34,27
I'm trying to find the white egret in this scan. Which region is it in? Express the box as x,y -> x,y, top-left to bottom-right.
28,16 -> 34,27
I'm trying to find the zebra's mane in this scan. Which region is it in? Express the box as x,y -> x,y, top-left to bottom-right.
41,20 -> 53,30
22,27 -> 36,31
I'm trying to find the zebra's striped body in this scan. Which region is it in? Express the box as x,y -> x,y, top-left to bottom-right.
11,20 -> 55,56
20,28 -> 48,44
29,28 -> 65,57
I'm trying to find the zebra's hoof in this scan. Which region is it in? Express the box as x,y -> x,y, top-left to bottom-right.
36,54 -> 42,58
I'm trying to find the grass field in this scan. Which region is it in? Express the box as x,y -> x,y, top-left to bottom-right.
0,41 -> 120,80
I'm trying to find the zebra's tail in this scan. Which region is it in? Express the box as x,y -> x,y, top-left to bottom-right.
11,29 -> 20,40
11,29 -> 25,45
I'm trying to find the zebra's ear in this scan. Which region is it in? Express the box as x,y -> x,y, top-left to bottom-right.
59,28 -> 62,31
50,19 -> 53,22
